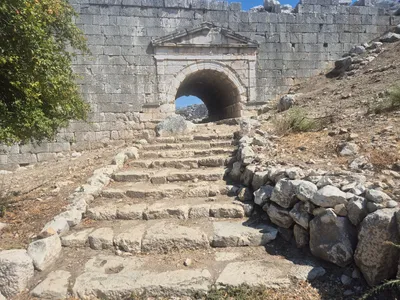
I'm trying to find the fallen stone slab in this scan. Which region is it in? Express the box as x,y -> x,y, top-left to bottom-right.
27,235 -> 62,271
31,270 -> 71,299
0,249 -> 34,298
216,260 -> 314,288
211,221 -> 278,247
141,222 -> 209,254
39,216 -> 69,238
73,269 -> 211,299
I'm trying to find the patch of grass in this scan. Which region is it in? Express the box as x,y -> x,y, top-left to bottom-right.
369,86 -> 400,114
273,108 -> 330,135
204,285 -> 275,300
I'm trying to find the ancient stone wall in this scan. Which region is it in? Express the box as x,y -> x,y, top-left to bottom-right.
1,0 -> 399,170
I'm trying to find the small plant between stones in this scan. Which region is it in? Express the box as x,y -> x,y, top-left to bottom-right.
272,107 -> 332,135
368,86 -> 400,114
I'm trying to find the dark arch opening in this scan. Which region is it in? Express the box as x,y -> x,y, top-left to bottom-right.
175,69 -> 242,121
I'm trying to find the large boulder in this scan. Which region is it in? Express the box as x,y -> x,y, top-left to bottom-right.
293,225 -> 309,248
240,165 -> 256,187
251,171 -> 269,191
326,57 -> 352,78
27,235 -> 62,271
355,208 -> 400,286
289,202 -> 311,230
265,203 -> 294,229
311,185 -> 347,208
295,180 -> 318,202
365,189 -> 391,203
310,209 -> 357,267
155,115 -> 194,137
380,32 -> 400,43
0,250 -> 34,298
347,196 -> 368,226
270,179 -> 299,209
254,185 -> 274,207
277,95 -> 296,112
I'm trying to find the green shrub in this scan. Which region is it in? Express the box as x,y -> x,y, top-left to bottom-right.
0,0 -> 90,144
370,86 -> 400,114
273,107 -> 328,135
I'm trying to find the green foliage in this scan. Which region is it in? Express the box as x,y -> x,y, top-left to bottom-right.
369,86 -> 400,114
205,285 -> 274,300
0,0 -> 90,144
273,107 -> 328,135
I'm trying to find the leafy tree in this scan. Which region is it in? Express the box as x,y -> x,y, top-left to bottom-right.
0,0 -> 90,144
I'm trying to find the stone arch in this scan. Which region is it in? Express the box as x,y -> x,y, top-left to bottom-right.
167,62 -> 247,120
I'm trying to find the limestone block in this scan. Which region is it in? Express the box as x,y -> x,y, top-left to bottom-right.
0,250 -> 34,298
27,235 -> 62,271
31,270 -> 71,299
355,208 -> 400,286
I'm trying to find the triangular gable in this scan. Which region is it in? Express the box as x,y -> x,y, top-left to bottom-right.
152,22 -> 259,48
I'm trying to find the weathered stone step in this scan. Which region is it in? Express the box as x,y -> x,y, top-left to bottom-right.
86,197 -> 248,221
142,140 -> 234,151
128,156 -> 230,169
151,133 -> 234,144
113,168 -> 227,184
102,180 -> 229,199
60,219 -> 278,255
41,246 -> 319,299
140,148 -> 236,159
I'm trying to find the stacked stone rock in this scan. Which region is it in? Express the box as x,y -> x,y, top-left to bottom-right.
231,130 -> 400,286
329,24 -> 400,78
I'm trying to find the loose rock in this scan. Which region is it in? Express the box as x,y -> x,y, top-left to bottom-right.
0,250 -> 34,298
27,235 -> 62,271
310,209 -> 357,267
355,208 -> 400,286
31,270 -> 71,299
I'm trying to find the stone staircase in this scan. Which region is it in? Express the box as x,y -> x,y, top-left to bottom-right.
31,124 -> 323,299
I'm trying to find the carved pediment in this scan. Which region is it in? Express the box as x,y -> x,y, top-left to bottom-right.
152,22 -> 259,48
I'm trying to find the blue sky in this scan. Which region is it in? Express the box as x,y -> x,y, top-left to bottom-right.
176,0 -> 299,109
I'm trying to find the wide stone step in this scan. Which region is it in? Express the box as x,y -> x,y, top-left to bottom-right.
142,140 -> 234,151
140,148 -> 236,159
128,156 -> 230,169
60,219 -> 278,255
47,246 -> 318,299
101,180 -> 229,199
86,197 -> 248,221
113,168 -> 227,183
151,133 -> 234,144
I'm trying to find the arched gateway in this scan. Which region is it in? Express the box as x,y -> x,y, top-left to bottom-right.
148,22 -> 259,121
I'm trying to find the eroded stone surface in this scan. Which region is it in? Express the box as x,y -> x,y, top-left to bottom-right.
31,270 -> 71,299
27,235 -> 62,271
0,250 -> 34,298
310,209 -> 357,267
212,221 -> 277,247
355,208 -> 400,286
141,222 -> 209,254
